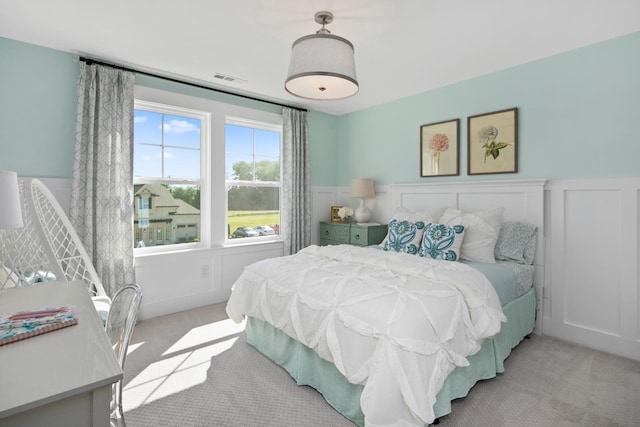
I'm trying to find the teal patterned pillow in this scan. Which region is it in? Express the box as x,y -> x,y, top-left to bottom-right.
418,223 -> 466,261
380,219 -> 425,254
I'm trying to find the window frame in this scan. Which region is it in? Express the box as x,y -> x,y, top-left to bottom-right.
133,100 -> 211,254
225,117 -> 283,245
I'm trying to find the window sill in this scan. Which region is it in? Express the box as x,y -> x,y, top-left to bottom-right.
225,236 -> 283,246
134,239 -> 283,259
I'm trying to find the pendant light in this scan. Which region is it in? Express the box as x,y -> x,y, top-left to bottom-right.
285,11 -> 358,100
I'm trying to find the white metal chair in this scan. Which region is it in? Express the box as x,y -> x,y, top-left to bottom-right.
105,283 -> 142,426
0,178 -> 112,320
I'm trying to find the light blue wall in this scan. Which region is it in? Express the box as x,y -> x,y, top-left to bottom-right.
0,36 -> 338,186
336,31 -> 640,185
307,110 -> 340,186
0,37 -> 78,178
1,32 -> 638,187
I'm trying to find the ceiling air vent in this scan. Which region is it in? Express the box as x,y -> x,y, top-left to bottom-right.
213,72 -> 247,84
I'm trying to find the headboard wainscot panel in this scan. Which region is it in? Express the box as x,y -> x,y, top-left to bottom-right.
387,179 -> 546,333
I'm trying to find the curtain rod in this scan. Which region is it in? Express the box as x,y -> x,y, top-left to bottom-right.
78,56 -> 307,112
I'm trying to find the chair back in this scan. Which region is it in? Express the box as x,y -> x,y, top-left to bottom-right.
106,283 -> 142,421
0,178 -> 107,298
106,284 -> 142,366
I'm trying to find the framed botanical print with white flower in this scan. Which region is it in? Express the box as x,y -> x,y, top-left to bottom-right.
420,118 -> 459,177
468,108 -> 518,175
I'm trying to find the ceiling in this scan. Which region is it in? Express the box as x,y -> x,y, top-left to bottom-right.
1,1 -> 639,116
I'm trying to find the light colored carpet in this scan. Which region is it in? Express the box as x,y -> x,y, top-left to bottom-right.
122,302 -> 640,426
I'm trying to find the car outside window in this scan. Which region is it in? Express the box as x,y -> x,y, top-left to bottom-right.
225,119 -> 281,242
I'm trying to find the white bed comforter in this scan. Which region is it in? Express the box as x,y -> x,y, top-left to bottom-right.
226,245 -> 506,426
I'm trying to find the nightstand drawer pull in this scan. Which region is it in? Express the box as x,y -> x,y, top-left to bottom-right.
354,234 -> 360,240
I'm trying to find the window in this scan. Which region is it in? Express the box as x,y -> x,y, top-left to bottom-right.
225,119 -> 282,240
133,101 -> 209,250
138,197 -> 150,210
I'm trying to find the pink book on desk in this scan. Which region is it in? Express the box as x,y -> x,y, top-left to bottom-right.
0,307 -> 78,346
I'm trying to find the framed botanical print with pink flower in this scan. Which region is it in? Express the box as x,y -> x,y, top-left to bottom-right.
420,118 -> 459,177
467,108 -> 518,175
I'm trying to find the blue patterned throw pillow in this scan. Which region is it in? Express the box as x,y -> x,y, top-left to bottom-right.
381,219 -> 425,254
418,223 -> 465,261
494,221 -> 537,264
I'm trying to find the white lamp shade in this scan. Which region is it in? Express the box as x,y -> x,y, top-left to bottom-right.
351,178 -> 375,199
0,170 -> 23,229
285,33 -> 358,100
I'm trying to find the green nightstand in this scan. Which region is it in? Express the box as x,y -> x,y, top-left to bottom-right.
320,221 -> 387,247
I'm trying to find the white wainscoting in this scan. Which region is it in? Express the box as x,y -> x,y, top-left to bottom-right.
311,186 -> 344,244
321,180 -> 546,333
387,179 -> 546,334
319,178 -> 640,361
31,178 -> 286,321
544,178 -> 640,361
134,242 -> 284,320
34,177 -> 640,360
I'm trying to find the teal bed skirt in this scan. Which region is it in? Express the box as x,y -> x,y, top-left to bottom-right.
245,287 -> 536,426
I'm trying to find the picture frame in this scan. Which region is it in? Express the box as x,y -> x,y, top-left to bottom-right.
467,108 -> 518,175
420,118 -> 460,177
330,205 -> 343,222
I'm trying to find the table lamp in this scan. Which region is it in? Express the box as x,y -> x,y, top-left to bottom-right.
351,178 -> 375,223
0,170 -> 24,229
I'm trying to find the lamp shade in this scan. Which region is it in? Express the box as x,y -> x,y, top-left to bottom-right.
285,32 -> 358,100
0,170 -> 23,229
351,178 -> 375,199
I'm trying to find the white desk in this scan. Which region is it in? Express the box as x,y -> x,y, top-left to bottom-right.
0,281 -> 122,426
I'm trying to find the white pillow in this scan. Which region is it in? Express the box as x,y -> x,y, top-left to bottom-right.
440,207 -> 505,263
387,206 -> 445,223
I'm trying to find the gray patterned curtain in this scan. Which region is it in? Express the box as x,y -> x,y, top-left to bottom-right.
70,62 -> 136,297
281,107 -> 311,255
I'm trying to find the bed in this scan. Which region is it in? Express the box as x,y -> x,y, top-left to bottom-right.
226,180 -> 545,426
